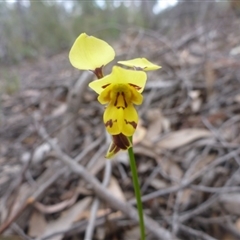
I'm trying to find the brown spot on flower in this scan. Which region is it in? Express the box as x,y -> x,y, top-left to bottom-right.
102,83 -> 110,89
94,66 -> 104,79
122,92 -> 128,108
129,83 -> 141,91
112,133 -> 131,150
114,92 -> 120,106
105,119 -> 117,128
124,119 -> 137,129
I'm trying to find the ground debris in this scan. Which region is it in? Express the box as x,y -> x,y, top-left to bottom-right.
1,13 -> 240,240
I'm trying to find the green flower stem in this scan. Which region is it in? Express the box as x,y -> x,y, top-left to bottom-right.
128,136 -> 145,240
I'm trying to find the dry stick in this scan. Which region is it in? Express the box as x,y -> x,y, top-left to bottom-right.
138,148 -> 240,203
0,135 -> 103,234
202,116 -> 240,166
40,210 -> 121,240
84,161 -> 112,240
190,185 -> 240,193
179,168 -> 240,223
58,71 -> 93,153
179,224 -> 218,240
0,166 -> 64,234
171,147 -> 208,235
37,125 -> 178,240
11,223 -> 33,240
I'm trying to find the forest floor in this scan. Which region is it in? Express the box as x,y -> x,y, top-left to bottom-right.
1,13 -> 240,240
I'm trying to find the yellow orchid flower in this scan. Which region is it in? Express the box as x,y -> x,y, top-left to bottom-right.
89,66 -> 146,137
69,33 -> 161,158
69,33 -> 115,72
118,58 -> 161,71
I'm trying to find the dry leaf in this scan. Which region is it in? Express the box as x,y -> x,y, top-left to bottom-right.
204,61 -> 216,96
124,226 -> 140,240
150,178 -> 167,190
192,154 -> 216,175
40,197 -> 92,240
219,194 -> 240,215
235,218 -> 240,230
222,233 -> 237,240
138,162 -> 154,173
108,177 -> 126,202
189,90 -> 202,112
33,193 -> 78,214
156,128 -> 212,150
28,211 -> 47,238
157,158 -> 183,181
133,119 -> 146,144
145,109 -> 163,141
51,103 -> 67,117
178,189 -> 195,210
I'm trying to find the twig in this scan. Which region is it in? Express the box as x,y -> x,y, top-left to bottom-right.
190,185 -> 240,194
74,135 -> 104,163
179,224 -> 218,240
11,223 -> 33,240
37,124 -> 179,240
179,169 -> 240,223
172,145 -> 206,235
84,161 -> 112,240
138,148 -> 240,203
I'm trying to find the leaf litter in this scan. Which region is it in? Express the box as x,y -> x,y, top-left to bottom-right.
1,12 -> 240,240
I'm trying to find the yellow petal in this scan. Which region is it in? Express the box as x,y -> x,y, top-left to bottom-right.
103,102 -> 138,137
130,86 -> 143,105
112,66 -> 147,93
121,103 -> 138,136
98,85 -> 112,104
69,33 -> 115,70
89,66 -> 147,94
118,58 -> 161,71
89,77 -> 112,94
103,103 -> 121,135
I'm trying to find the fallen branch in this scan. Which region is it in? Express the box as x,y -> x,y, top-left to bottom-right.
37,124 -> 179,240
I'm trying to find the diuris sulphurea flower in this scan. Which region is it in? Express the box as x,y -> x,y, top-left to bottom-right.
69,33 -> 161,158
89,66 -> 146,137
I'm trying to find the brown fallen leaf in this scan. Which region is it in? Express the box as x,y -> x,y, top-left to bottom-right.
133,119 -> 146,145
145,108 -> 163,141
28,211 -> 47,238
108,177 -> 126,202
33,192 -> 78,214
219,194 -> 240,215
39,197 -> 92,240
156,128 -> 212,150
157,158 -> 183,181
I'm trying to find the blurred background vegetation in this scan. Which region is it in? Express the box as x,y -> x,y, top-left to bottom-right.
0,0 -> 235,65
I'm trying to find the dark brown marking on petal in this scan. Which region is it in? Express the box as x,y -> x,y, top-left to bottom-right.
112,133 -> 131,150
114,92 -> 120,106
105,119 -> 117,128
129,83 -> 141,91
124,119 -> 137,129
117,106 -> 125,109
94,66 -> 104,79
102,84 -> 110,89
122,92 -> 128,108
